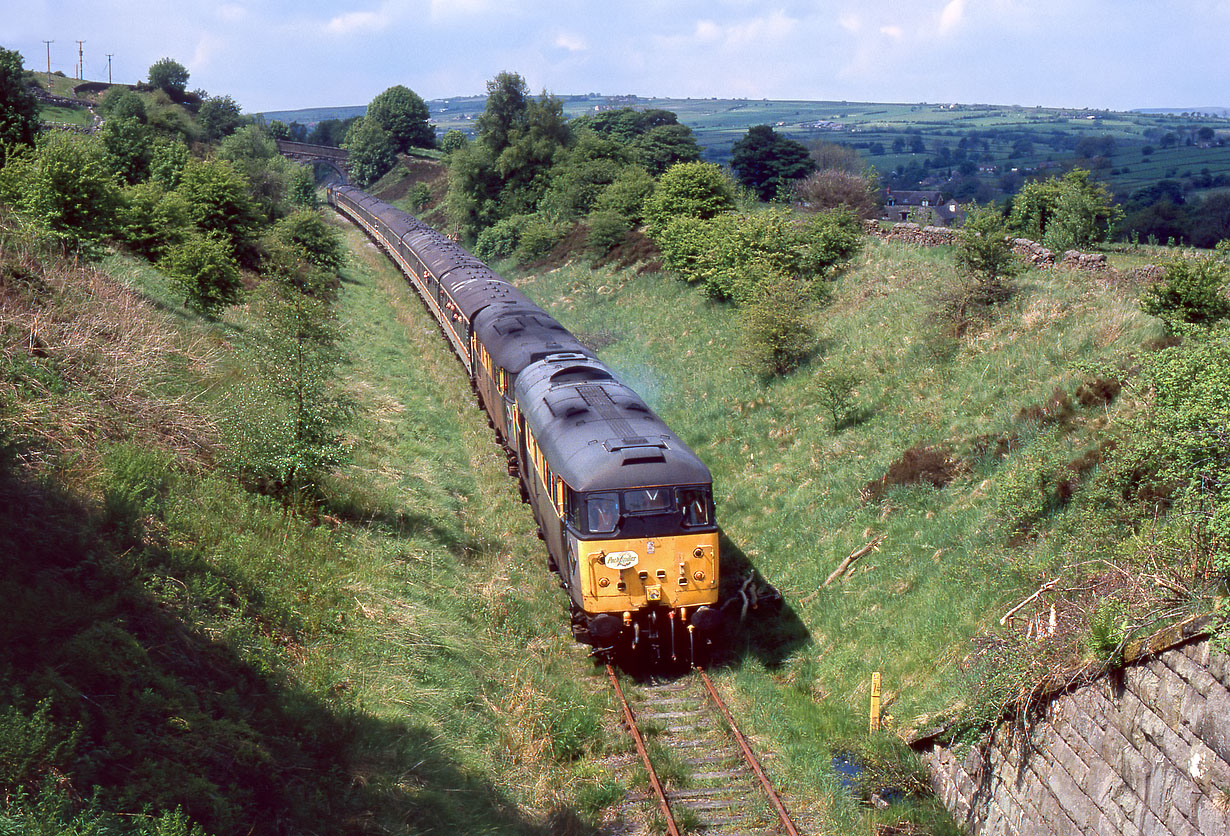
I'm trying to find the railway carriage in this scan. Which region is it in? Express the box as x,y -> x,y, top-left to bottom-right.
327,183 -> 721,663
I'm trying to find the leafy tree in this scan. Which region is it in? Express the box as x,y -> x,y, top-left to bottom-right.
493,92 -> 571,215
266,120 -> 290,140
643,161 -> 735,236
1139,254 -> 1230,331
586,209 -> 631,258
147,58 -> 189,95
341,117 -> 397,188
1008,168 -> 1121,251
287,164 -> 318,208
306,117 -> 358,147
197,95 -> 246,142
630,123 -> 701,175
366,85 -> 434,152
269,209 -> 345,274
476,71 -> 530,157
731,125 -> 816,201
115,180 -> 190,259
538,133 -> 627,220
0,132 -> 120,253
408,182 -> 431,212
814,367 -> 863,431
440,129 -> 468,154
0,47 -> 39,165
100,115 -> 154,183
591,164 -> 655,224
149,139 -> 189,190
98,87 -> 148,123
160,232 -> 242,316
174,157 -> 260,254
230,274 -> 352,504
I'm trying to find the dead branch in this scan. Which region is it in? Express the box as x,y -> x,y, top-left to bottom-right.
999,579 -> 1057,626
824,534 -> 885,588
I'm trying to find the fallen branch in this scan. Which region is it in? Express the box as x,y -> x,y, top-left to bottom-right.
999,579 -> 1057,626
824,534 -> 885,588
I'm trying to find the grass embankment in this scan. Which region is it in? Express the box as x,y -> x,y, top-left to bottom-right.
508,237 -> 1164,832
0,215 -> 628,834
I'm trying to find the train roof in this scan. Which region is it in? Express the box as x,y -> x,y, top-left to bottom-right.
515,355 -> 711,492
474,306 -> 596,377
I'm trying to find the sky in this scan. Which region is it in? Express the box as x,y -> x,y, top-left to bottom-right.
5,1 -> 1229,115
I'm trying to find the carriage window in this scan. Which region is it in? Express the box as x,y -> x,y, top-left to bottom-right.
624,488 -> 672,514
586,493 -> 619,534
678,488 -> 712,527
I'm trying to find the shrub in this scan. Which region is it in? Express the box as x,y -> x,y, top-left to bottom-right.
160,232 -> 243,317
268,210 -> 345,273
643,161 -> 735,237
738,270 -> 819,377
409,182 -> 431,213
473,214 -> 532,262
174,158 -> 260,256
514,217 -> 566,261
586,210 -> 631,258
116,181 -> 190,260
1139,254 -> 1230,331
592,164 -> 655,224
0,132 -> 121,255
792,168 -> 879,218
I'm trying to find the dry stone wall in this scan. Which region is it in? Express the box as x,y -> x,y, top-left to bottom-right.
918,620 -> 1230,835
865,221 -> 1116,276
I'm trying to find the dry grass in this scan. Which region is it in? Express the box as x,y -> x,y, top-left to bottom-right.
1,221 -> 221,473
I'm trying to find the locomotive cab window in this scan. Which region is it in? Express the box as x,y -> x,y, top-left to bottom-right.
678,487 -> 713,527
624,488 -> 672,514
586,493 -> 619,534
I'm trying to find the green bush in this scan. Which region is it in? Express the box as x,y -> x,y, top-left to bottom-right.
514,217 -> 566,261
268,210 -> 345,273
160,232 -> 243,317
409,182 -> 431,213
473,214 -> 532,262
1139,254 -> 1230,331
591,164 -> 655,224
117,181 -> 191,260
643,161 -> 735,237
0,132 -> 121,255
585,210 -> 631,258
738,270 -> 820,376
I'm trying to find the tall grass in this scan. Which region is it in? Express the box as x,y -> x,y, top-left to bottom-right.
511,236 -> 1160,830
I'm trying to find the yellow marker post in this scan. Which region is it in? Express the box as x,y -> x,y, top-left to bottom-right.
869,672 -> 881,734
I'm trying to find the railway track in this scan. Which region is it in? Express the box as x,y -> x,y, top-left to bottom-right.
604,664 -> 802,836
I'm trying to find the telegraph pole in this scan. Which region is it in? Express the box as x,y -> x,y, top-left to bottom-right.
43,40 -> 52,83
106,54 -> 113,84
75,40 -> 85,80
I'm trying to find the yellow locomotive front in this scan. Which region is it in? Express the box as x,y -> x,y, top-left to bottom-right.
565,486 -> 721,663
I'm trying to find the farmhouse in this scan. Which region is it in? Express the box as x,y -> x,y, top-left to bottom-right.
880,189 -> 965,226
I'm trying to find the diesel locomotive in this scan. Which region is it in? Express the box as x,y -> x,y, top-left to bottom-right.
327,184 -> 721,663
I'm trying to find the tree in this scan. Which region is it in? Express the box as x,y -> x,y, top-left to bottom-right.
0,47 -> 39,165
492,92 -> 571,216
792,168 -> 879,218
1008,169 -> 1121,251
366,85 -> 434,152
643,161 -> 735,236
197,95 -> 246,142
98,87 -> 148,123
955,204 -> 1021,301
341,117 -> 397,188
738,270 -> 819,377
631,123 -> 701,175
174,157 -> 260,254
730,125 -> 816,201
161,232 -> 242,316
807,140 -> 863,173
147,58 -> 189,95
1139,254 -> 1230,331
0,131 -> 121,253
269,209 -> 345,274
100,115 -> 154,183
440,129 -> 468,154
476,71 -> 530,157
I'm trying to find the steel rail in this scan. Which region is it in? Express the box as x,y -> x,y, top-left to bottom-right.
696,667 -> 801,836
606,664 -> 681,836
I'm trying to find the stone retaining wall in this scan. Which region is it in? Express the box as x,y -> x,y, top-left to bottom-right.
865,221 -> 1114,275
918,620 -> 1230,835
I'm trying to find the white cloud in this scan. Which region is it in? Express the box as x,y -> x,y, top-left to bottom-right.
554,32 -> 587,52
216,3 -> 247,24
879,25 -> 904,40
938,0 -> 967,35
324,10 -> 386,35
838,13 -> 861,33
429,0 -> 501,20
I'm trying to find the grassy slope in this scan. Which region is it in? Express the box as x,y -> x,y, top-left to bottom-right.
506,237 -> 1161,831
0,217 -> 633,834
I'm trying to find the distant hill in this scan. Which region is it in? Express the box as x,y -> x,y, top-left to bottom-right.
1133,107 -> 1230,117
